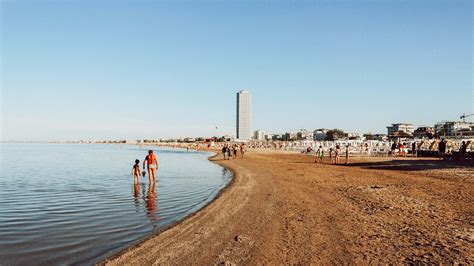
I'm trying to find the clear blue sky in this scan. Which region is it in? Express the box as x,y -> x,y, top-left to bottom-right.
1,0 -> 472,141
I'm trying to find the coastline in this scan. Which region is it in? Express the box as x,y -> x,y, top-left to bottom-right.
98,151 -> 237,265
103,150 -> 473,265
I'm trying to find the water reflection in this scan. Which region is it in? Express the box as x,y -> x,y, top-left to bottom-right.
145,183 -> 158,221
131,183 -> 159,221
133,183 -> 140,212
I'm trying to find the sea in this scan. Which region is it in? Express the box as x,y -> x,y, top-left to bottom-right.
0,143 -> 232,265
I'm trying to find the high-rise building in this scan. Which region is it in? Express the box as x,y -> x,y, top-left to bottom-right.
236,90 -> 252,140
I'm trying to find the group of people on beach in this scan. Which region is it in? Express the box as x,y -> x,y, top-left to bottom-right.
314,144 -> 350,165
132,150 -> 158,184
222,143 -> 246,160
437,139 -> 470,161
389,142 -> 412,157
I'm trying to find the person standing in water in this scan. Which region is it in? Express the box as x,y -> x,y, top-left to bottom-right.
132,159 -> 141,184
143,150 -> 158,183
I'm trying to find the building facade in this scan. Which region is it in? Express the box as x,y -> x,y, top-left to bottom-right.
253,130 -> 266,141
413,126 -> 435,139
313,129 -> 329,141
296,129 -> 314,140
435,121 -> 474,137
236,90 -> 252,140
387,123 -> 414,136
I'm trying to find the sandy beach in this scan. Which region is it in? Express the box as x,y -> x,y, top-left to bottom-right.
104,150 -> 473,265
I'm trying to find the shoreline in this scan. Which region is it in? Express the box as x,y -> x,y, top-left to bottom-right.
98,151 -> 237,265
102,150 -> 473,264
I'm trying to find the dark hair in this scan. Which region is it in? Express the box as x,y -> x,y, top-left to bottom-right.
135,159 -> 139,164
148,150 -> 153,154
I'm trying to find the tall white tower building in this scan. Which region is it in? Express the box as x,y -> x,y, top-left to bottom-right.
236,90 -> 252,140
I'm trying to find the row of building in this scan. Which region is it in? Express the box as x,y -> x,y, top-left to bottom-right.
237,90 -> 473,142
253,129 -> 370,142
250,120 -> 474,142
387,120 -> 474,139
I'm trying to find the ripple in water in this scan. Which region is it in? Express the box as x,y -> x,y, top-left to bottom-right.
0,143 -> 232,265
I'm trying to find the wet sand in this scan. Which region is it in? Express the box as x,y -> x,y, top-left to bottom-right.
104,151 -> 473,265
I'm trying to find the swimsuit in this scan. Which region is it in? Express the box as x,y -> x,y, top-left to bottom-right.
146,154 -> 157,169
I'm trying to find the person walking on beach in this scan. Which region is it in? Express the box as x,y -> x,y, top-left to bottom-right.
233,144 -> 238,159
398,142 -> 405,156
460,141 -> 467,161
240,144 -> 246,159
412,142 -> 417,157
390,142 -> 397,157
226,145 -> 232,160
143,150 -> 158,183
335,144 -> 341,164
329,148 -> 334,164
132,159 -> 141,184
345,145 -> 349,164
438,139 -> 446,160
222,145 -> 228,160
315,146 -> 324,163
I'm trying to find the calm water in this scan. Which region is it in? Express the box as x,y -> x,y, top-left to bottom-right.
0,143 -> 232,265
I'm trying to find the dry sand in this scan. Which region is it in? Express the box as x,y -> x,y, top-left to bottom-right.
104,151 -> 473,265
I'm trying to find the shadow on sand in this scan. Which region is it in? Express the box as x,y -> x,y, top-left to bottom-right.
345,159 -> 473,171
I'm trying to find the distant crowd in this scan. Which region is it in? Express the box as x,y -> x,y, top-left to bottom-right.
435,139 -> 470,161
313,144 -> 350,165
221,143 -> 246,160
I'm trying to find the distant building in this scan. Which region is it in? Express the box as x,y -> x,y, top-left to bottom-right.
236,90 -> 252,140
346,132 -> 361,140
413,126 -> 435,139
272,134 -> 283,141
373,134 -> 388,141
435,121 -> 474,137
221,135 -> 233,141
296,129 -> 314,140
253,130 -> 266,141
387,123 -> 414,136
434,122 -> 446,135
283,132 -> 298,141
264,133 -> 274,141
313,129 -> 329,141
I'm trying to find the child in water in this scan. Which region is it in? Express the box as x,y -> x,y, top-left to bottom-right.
132,159 -> 141,184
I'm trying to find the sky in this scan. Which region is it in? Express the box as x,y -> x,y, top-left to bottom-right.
1,0 -> 472,141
